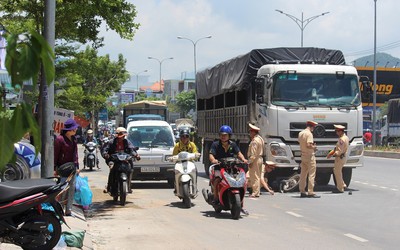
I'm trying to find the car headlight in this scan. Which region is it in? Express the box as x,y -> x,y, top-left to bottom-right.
270,143 -> 287,156
164,155 -> 173,162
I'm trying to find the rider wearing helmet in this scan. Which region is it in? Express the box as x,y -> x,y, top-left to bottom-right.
209,125 -> 248,204
83,129 -> 99,169
102,127 -> 140,194
172,129 -> 198,155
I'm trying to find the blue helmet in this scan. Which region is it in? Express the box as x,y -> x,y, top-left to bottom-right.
219,125 -> 232,135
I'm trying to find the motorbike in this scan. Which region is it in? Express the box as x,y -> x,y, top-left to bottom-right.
107,150 -> 138,206
83,141 -> 99,171
169,152 -> 200,208
202,157 -> 247,220
0,177 -> 70,250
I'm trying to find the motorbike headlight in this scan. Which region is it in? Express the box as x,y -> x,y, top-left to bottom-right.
270,143 -> 287,156
2,155 -> 30,181
223,171 -> 246,188
89,147 -> 95,151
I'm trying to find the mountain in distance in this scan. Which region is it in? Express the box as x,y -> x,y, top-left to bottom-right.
352,52 -> 400,68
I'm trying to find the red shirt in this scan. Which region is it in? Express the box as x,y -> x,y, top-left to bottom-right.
364,132 -> 372,142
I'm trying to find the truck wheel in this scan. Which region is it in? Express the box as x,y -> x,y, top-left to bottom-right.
203,142 -> 211,178
316,173 -> 331,186
333,168 -> 352,187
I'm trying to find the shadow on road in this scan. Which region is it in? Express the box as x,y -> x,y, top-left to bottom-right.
200,210 -> 243,220
131,182 -> 173,189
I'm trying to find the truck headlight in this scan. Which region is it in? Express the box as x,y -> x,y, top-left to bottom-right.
270,143 -> 287,156
349,144 -> 364,156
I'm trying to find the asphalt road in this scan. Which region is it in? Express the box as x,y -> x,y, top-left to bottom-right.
80,146 -> 400,250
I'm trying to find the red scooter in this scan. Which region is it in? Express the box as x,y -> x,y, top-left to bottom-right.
0,177 -> 70,250
202,157 -> 247,220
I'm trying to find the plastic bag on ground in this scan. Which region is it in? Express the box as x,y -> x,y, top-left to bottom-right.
62,230 -> 86,248
53,235 -> 67,250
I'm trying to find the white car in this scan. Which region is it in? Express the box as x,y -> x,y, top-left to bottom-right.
126,120 -> 175,186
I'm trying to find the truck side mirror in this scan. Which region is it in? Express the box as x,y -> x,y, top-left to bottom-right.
255,78 -> 265,103
359,75 -> 371,102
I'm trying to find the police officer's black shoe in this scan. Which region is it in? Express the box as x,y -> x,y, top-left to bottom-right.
300,193 -> 307,198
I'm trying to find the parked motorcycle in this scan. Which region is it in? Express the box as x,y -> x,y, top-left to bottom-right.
83,141 -> 99,171
202,157 -> 247,220
0,177 -> 70,249
107,150 -> 138,206
169,152 -> 200,208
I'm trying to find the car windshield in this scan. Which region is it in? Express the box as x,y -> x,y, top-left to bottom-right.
271,73 -> 361,107
127,126 -> 174,148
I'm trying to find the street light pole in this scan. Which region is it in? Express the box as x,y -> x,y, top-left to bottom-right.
177,35 -> 212,78
148,57 -> 173,93
372,0 -> 377,146
275,9 -> 329,47
132,70 -> 148,92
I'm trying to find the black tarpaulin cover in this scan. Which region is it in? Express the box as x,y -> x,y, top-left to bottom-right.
388,98 -> 400,123
196,47 -> 346,99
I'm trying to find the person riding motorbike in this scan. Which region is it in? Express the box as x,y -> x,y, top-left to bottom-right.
102,127 -> 140,194
83,129 -> 100,169
173,129 -> 198,155
209,125 -> 248,204
172,129 -> 199,194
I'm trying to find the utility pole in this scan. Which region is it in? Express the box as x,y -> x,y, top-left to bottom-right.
40,0 -> 56,177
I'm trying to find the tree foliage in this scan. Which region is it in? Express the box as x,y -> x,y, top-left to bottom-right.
0,30 -> 54,170
56,46 -> 129,118
175,90 -> 195,117
0,0 -> 140,48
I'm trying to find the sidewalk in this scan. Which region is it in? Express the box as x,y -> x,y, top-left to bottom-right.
0,204 -> 93,250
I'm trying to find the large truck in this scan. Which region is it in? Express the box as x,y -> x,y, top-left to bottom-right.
122,100 -> 168,127
380,98 -> 400,145
196,47 -> 365,187
356,67 -> 400,140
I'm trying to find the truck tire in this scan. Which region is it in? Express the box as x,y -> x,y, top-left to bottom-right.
333,168 -> 352,187
203,141 -> 211,178
316,173 -> 331,186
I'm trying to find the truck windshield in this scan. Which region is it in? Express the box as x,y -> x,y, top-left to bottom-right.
271,73 -> 361,107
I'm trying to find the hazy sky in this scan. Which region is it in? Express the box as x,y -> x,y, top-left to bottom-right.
97,0 -> 400,86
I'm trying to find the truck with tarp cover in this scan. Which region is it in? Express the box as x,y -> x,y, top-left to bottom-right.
196,47 -> 365,188
122,100 -> 168,127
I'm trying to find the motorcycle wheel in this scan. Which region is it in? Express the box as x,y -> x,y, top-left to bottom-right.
279,174 -> 300,193
182,182 -> 191,208
231,193 -> 241,220
21,211 -> 61,250
120,180 -> 127,206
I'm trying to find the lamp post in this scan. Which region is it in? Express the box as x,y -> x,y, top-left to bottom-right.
372,0 -> 377,147
148,57 -> 173,93
177,35 -> 212,78
132,70 -> 148,92
275,9 -> 329,47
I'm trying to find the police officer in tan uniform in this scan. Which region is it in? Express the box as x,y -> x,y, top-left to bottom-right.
298,120 -> 320,198
327,124 -> 349,193
247,123 -> 264,197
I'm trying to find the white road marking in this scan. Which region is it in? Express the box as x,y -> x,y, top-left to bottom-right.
344,233 -> 368,242
379,186 -> 388,189
391,188 -> 398,191
286,211 -> 303,218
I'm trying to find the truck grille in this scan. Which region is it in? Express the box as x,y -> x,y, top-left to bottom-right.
290,122 -> 347,139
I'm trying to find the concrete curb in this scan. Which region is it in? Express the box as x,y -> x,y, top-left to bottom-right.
364,150 -> 400,159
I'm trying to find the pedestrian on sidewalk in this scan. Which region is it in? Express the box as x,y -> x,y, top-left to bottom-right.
54,118 -> 80,216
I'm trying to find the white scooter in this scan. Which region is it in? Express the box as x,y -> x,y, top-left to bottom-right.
169,152 -> 200,208
83,141 -> 99,171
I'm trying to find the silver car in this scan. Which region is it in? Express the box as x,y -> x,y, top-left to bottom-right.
127,120 -> 175,186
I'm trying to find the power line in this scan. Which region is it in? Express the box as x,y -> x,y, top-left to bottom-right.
344,40 -> 400,57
